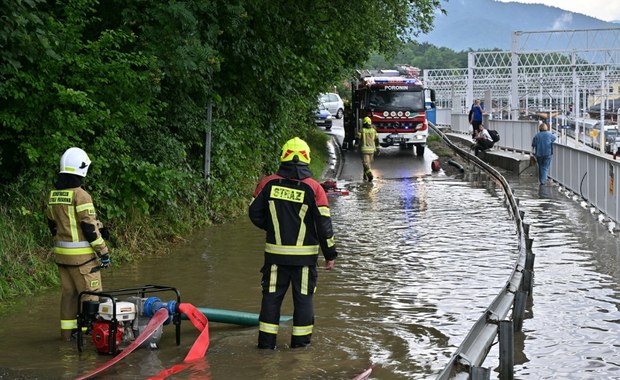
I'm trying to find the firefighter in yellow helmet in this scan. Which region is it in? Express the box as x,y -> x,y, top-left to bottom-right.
249,137 -> 338,349
357,116 -> 380,181
45,147 -> 110,341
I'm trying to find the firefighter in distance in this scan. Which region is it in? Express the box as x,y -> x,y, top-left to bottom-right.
358,117 -> 380,182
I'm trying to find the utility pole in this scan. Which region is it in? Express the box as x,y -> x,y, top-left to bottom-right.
204,100 -> 212,180
600,72 -> 606,155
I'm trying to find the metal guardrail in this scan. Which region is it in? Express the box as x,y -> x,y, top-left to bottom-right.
552,144 -> 620,225
431,123 -> 533,379
449,113 -> 540,153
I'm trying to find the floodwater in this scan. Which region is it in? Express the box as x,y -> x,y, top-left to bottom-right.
490,173 -> 620,379
1,149 -> 619,379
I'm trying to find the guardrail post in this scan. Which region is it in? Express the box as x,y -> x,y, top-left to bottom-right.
525,252 -> 535,271
521,270 -> 533,293
471,366 -> 491,379
525,238 -> 533,252
512,290 -> 527,332
499,320 -> 514,379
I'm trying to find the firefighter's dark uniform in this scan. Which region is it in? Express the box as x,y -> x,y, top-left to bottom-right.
249,161 -> 337,349
46,174 -> 108,340
342,106 -> 357,150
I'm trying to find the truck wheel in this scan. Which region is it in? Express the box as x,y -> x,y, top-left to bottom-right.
415,145 -> 425,156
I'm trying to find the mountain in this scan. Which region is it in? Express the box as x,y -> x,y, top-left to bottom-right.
417,0 -> 618,51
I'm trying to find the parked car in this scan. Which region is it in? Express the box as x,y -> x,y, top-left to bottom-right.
315,105 -> 333,130
319,93 -> 344,119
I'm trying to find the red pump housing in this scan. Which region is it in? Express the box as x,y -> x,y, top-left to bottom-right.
92,320 -> 124,354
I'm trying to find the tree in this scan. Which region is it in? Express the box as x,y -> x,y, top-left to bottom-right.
0,0 -> 446,220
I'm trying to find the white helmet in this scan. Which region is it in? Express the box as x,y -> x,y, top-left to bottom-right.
59,147 -> 91,177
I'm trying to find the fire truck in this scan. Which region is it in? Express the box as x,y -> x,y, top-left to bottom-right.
350,65 -> 436,156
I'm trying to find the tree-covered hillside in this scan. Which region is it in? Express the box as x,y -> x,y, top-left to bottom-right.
367,41 -> 471,70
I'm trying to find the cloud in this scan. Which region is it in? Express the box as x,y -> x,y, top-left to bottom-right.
552,12 -> 573,29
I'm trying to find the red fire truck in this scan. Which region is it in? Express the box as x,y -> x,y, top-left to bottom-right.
350,65 -> 435,156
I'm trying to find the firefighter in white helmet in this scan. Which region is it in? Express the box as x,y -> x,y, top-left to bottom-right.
249,137 -> 337,349
45,147 -> 110,341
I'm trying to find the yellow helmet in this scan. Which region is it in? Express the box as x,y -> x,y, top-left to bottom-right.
280,137 -> 311,164
363,117 -> 372,125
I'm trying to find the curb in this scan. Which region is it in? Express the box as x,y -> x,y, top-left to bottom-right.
321,135 -> 343,181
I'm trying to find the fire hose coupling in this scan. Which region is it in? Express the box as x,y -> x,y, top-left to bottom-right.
143,297 -> 177,325
166,300 -> 178,324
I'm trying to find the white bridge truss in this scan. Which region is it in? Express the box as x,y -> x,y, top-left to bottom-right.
423,27 -> 620,121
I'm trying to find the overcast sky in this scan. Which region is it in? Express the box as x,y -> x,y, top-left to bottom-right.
496,0 -> 620,22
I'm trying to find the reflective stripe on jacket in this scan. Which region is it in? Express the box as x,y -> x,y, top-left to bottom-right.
249,174 -> 337,266
360,127 -> 378,154
46,187 -> 107,265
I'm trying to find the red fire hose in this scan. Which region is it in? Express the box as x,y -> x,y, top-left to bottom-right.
147,303 -> 211,380
75,302 -> 211,380
352,365 -> 374,380
74,308 -> 169,380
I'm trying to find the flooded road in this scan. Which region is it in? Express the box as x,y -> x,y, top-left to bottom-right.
0,153 -> 520,379
1,131 -> 620,379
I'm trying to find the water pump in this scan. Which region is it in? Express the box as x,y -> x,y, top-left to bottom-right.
77,285 -> 181,354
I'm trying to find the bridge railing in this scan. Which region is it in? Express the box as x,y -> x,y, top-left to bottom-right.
553,144 -> 620,225
449,113 -> 539,152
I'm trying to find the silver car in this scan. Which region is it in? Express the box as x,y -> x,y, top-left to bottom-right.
319,93 -> 344,119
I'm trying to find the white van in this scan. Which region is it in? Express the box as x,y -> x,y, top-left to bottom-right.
603,125 -> 620,154
319,93 -> 344,119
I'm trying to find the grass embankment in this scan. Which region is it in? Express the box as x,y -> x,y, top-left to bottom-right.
426,132 -> 467,177
0,132 -> 330,317
0,200 -> 201,316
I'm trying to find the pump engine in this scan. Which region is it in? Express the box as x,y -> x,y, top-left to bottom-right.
77,286 -> 181,354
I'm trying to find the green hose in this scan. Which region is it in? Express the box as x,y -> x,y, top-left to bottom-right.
448,159 -> 465,173
181,307 -> 292,326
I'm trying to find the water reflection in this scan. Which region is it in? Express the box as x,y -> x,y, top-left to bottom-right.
321,176 -> 518,378
538,184 -> 554,198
